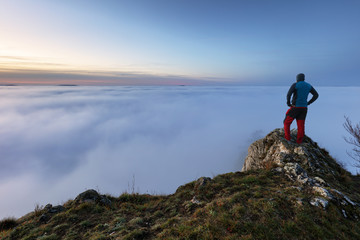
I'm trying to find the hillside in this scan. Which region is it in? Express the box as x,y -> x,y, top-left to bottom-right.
1,128 -> 360,240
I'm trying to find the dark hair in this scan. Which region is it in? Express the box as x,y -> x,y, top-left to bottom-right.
296,73 -> 305,82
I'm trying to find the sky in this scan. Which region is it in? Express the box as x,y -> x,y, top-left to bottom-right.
0,85 -> 360,219
1,0 -> 360,85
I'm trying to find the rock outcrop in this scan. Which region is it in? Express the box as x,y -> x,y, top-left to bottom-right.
74,189 -> 112,207
242,128 -> 359,214
242,128 -> 338,174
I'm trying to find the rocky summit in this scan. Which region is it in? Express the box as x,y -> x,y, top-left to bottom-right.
1,129 -> 360,240
242,128 -> 359,213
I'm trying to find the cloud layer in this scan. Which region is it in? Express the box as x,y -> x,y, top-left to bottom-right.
0,85 -> 359,219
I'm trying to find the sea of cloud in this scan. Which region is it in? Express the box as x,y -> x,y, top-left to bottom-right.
0,85 -> 359,219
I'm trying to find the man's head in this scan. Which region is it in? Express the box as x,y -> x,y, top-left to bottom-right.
296,73 -> 305,82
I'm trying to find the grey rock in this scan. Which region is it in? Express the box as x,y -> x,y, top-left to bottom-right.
39,214 -> 50,223
344,195 -> 357,206
295,198 -> 305,206
284,162 -> 309,184
313,177 -> 326,186
241,128 -> 343,176
241,128 -> 359,212
342,209 -> 348,218
312,186 -> 334,200
290,186 -> 303,191
195,177 -> 212,188
272,167 -> 284,173
42,203 -> 65,215
242,129 -> 291,171
75,189 -> 111,206
75,189 -> 99,203
310,197 -> 329,209
44,204 -> 53,210
100,196 -> 112,206
191,196 -> 201,205
331,189 -> 357,206
48,205 -> 65,213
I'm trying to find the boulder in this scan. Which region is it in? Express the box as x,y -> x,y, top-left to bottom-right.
310,197 -> 329,209
75,189 -> 111,207
48,205 -> 65,214
39,214 -> 50,223
195,177 -> 212,189
44,204 -> 65,213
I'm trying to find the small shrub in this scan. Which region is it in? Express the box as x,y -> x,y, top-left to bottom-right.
51,212 -> 68,223
230,192 -> 244,204
230,205 -> 246,217
37,234 -> 60,240
112,217 -> 127,232
262,159 -> 277,170
124,228 -> 148,240
94,223 -> 109,231
118,193 -> 151,205
0,217 -> 17,231
115,216 -> 127,223
80,220 -> 93,228
253,191 -> 263,198
153,210 -> 164,218
27,226 -> 45,238
68,214 -> 79,223
63,230 -> 80,240
128,217 -> 144,227
23,235 -> 37,240
34,203 -> 44,216
92,204 -> 105,214
240,175 -> 259,184
53,223 -> 70,234
89,232 -> 108,240
76,202 -> 96,213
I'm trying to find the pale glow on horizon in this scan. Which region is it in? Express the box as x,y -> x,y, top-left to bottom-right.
0,44 -> 223,85
1,0 -> 360,85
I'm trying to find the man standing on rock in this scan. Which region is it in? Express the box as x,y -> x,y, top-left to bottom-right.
284,73 -> 319,144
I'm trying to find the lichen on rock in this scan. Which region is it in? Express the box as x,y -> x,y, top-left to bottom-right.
242,128 -> 359,212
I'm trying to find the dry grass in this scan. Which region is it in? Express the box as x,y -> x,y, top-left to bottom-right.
1,170 -> 360,239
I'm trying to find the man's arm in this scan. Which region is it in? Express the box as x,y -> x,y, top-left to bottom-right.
286,83 -> 296,107
307,87 -> 319,105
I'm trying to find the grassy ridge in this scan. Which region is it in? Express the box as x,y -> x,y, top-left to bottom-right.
1,169 -> 360,240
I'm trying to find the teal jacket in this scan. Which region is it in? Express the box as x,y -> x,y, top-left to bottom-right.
287,81 -> 319,107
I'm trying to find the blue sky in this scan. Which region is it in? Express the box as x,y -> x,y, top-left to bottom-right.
1,0 -> 360,85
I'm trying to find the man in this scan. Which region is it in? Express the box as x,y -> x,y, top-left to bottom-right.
284,73 -> 319,144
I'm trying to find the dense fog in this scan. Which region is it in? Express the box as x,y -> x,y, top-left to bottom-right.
0,86 -> 359,218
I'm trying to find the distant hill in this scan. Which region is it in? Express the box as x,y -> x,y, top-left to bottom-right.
1,129 -> 359,239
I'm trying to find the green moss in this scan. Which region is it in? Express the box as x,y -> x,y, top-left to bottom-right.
63,230 -> 80,240
1,169 -> 360,240
37,234 -> 60,240
53,223 -> 69,235
88,232 -> 108,240
123,228 -> 148,240
128,217 -> 144,227
94,223 -> 109,231
79,220 -> 93,229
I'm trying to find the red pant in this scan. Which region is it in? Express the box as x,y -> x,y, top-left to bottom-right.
284,107 -> 307,144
